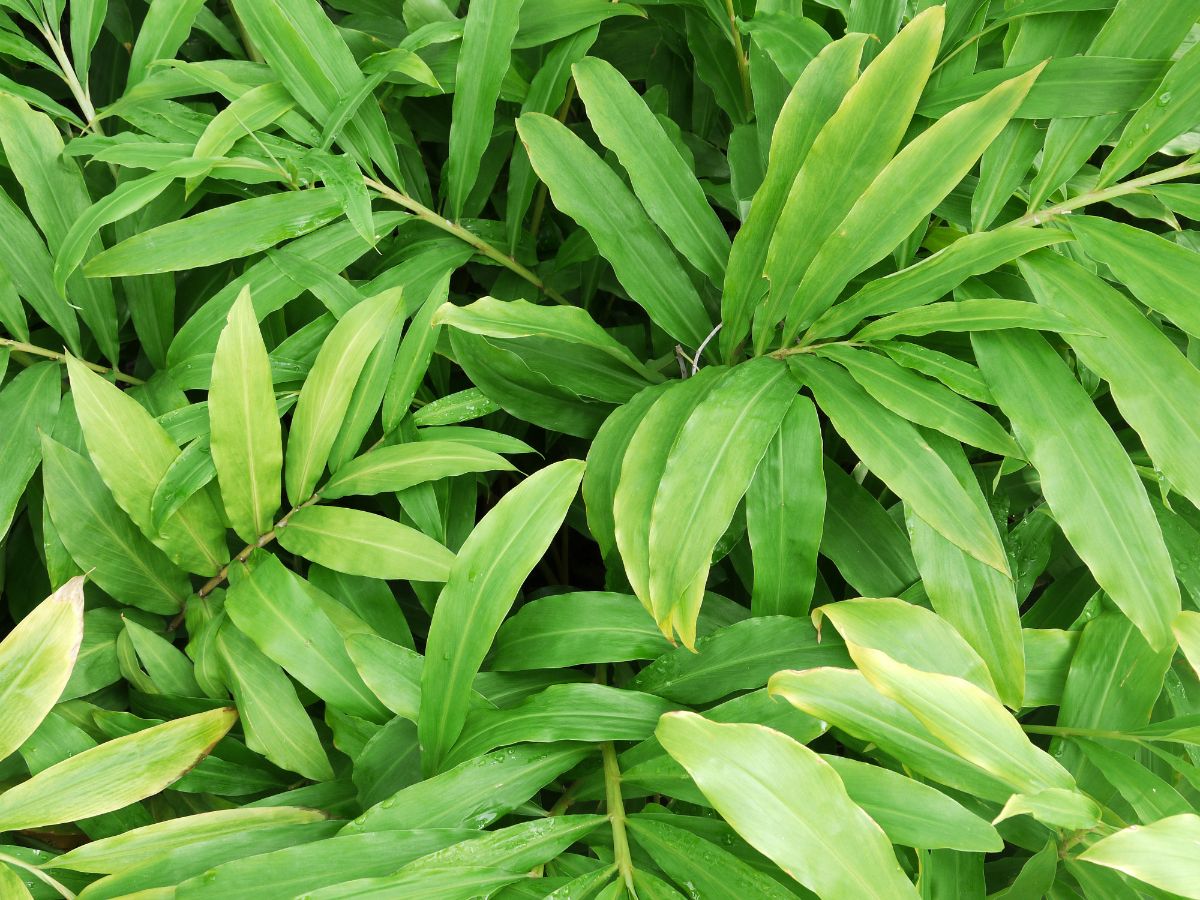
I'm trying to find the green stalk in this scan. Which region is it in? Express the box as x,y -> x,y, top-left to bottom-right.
0,337 -> 143,385
602,741 -> 638,897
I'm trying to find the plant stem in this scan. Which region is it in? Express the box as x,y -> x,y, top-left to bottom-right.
1012,159 -> 1200,226
723,0 -> 753,120
0,851 -> 76,899
601,741 -> 638,898
38,24 -> 101,133
1022,724 -> 1142,743
0,337 -> 142,385
364,177 -> 570,306
528,81 -> 577,244
192,492 -> 322,602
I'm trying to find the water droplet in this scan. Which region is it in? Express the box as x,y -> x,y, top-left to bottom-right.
1159,91 -> 1173,106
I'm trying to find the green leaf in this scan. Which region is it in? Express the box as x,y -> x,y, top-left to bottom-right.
1076,739 -> 1191,822
446,0 -> 523,218
615,371 -> 723,611
630,616 -> 848,705
41,436 -> 191,614
0,362 -> 59,537
973,330 -> 1179,650
850,646 -> 1076,794
1101,41 -> 1200,186
346,633 -> 423,720
47,807 -> 325,875
760,6 -> 944,348
1078,814 -> 1200,898
1070,214 -> 1200,338
122,616 -> 202,697
770,667 -> 1013,801
794,355 -> 1009,572
0,708 -> 235,831
853,299 -> 1090,342
1021,246 -> 1200,514
322,440 -> 511,500
657,713 -> 920,899
0,577 -> 84,761
284,289 -> 401,504
275,505 -> 454,582
916,57 -> 1169,119
126,0 -> 207,87
0,94 -> 118,362
230,0 -> 400,184
85,188 -> 346,277
444,683 -> 673,767
435,296 -> 663,385
225,556 -> 390,721
817,345 -> 1021,458
782,64 -> 1042,339
814,597 -> 998,697
647,359 -> 798,644
342,743 -> 591,834
168,830 -> 474,899
745,395 -> 824,616
626,816 -> 800,900
66,355 -> 227,575
517,112 -> 712,347
215,619 -> 334,781
209,287 -> 282,542
490,592 -> 675,670
805,228 -> 1070,342
0,187 -> 79,352
993,787 -> 1101,830
574,56 -> 730,284
721,33 -> 865,358
419,459 -> 584,773
822,755 -> 1002,851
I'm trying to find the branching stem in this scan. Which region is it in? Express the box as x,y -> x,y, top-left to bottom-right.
0,337 -> 142,384
365,177 -> 570,306
602,741 -> 638,898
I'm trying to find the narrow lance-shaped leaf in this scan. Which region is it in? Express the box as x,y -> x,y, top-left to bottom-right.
210,287 -> 282,542
517,112 -> 712,348
230,0 -> 401,185
649,359 -> 798,646
0,362 -> 59,537
850,646 -> 1076,795
84,189 -> 346,278
446,0 -> 523,218
905,430 -> 1025,709
0,708 -> 236,831
66,356 -> 227,575
973,329 -> 1179,650
745,395 -> 824,617
41,436 -> 192,614
126,0 -> 208,87
657,713 -> 920,899
419,459 -> 584,773
0,577 -> 84,761
216,620 -> 334,782
783,63 -> 1043,341
793,354 -> 1009,573
1078,814 -> 1200,898
614,370 -> 724,612
1069,215 -> 1200,339
275,506 -> 455,582
1021,248 -> 1200,514
285,289 -> 401,505
1101,39 -> 1200,186
721,32 -> 865,359
573,56 -> 730,284
758,6 -> 944,349
853,299 -> 1090,343
802,227 -> 1073,344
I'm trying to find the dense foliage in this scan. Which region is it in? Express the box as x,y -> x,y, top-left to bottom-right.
4,0 -> 1200,896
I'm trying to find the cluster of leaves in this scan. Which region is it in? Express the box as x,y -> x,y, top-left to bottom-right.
6,0 -> 1200,897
